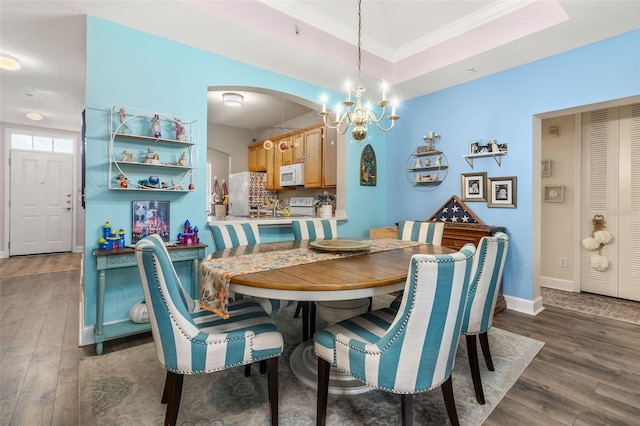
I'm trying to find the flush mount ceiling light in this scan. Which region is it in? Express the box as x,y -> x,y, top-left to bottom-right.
222,92 -> 244,107
320,0 -> 399,142
26,112 -> 43,121
0,54 -> 21,70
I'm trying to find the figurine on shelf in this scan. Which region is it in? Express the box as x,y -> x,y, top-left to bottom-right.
121,150 -> 136,162
144,148 -> 154,164
171,179 -> 184,191
435,154 -> 441,167
117,108 -> 131,134
151,114 -> 162,138
176,151 -> 187,167
174,117 -> 188,142
114,173 -> 129,188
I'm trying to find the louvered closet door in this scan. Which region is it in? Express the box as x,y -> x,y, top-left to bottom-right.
617,104 -> 640,301
581,104 -> 640,301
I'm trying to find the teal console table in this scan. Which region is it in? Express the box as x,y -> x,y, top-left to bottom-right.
92,243 -> 207,355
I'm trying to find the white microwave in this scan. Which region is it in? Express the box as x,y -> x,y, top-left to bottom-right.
279,163 -> 305,186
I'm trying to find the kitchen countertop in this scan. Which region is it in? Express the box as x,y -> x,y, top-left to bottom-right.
206,214 -> 348,226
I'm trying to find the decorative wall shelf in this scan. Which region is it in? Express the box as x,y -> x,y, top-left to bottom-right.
462,152 -> 506,169
405,150 -> 448,188
108,106 -> 198,192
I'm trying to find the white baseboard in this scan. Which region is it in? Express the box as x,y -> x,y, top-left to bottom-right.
0,251 -> 6,259
80,326 -> 95,346
75,245 -> 84,253
540,276 -> 576,292
504,294 -> 545,316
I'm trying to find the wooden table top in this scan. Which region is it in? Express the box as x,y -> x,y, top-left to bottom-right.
206,239 -> 455,299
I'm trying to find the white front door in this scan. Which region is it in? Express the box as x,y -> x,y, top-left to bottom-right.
9,150 -> 73,256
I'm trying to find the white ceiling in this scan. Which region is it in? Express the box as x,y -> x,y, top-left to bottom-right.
1,0 -> 638,132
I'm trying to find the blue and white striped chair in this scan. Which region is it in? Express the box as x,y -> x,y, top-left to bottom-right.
314,244 -> 476,426
460,231 -> 509,404
209,223 -> 293,315
291,218 -> 337,240
135,234 -> 283,426
398,220 -> 445,245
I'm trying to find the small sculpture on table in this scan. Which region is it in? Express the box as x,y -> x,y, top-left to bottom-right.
151,114 -> 162,138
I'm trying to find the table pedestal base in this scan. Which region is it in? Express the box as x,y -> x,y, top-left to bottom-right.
290,341 -> 372,395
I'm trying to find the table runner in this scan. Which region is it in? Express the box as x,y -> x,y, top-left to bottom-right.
199,238 -> 422,318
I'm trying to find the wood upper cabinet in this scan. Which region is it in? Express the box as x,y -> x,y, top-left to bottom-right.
265,141 -> 276,189
248,144 -> 258,171
248,123 -> 336,189
322,125 -> 337,188
281,136 -> 293,165
265,137 -> 285,190
248,142 -> 268,172
304,125 -> 323,188
291,132 -> 305,164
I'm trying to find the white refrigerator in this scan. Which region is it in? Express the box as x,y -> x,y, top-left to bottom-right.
227,171 -> 269,216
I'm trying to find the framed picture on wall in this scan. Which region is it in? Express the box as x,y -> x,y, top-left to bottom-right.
541,160 -> 551,177
487,176 -> 517,208
461,172 -> 487,202
132,200 -> 171,243
544,186 -> 564,203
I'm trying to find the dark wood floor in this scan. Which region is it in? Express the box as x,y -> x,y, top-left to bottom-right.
1,265 -> 638,425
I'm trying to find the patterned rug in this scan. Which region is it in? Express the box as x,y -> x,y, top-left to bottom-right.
541,287 -> 640,325
79,303 -> 544,425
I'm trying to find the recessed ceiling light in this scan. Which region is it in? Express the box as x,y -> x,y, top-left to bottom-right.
0,54 -> 21,71
26,112 -> 43,121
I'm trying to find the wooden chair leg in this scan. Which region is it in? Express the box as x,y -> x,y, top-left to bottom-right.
401,394 -> 413,426
440,376 -> 460,426
260,360 -> 267,374
294,301 -> 303,318
245,364 -> 252,377
161,370 -> 170,403
479,331 -> 494,371
466,334 -> 485,404
316,358 -> 330,426
164,371 -> 184,426
301,302 -> 317,341
266,357 -> 279,426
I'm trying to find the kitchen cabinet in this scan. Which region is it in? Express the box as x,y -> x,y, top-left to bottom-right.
248,141 -> 268,172
248,145 -> 258,171
248,123 -> 336,190
108,106 -> 197,192
292,132 -> 305,164
303,125 -> 323,188
322,125 -> 337,188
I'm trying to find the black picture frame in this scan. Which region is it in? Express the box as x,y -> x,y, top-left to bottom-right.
132,200 -> 171,243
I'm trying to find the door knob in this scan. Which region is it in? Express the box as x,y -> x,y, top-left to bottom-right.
66,207 -> 71,211
66,193 -> 72,197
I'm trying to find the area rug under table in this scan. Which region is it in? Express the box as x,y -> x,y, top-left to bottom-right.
80,305 -> 544,425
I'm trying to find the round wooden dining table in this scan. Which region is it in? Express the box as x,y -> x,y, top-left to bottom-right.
204,238 -> 455,394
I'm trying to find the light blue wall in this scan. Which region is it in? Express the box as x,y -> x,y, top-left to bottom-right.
84,16 -> 638,327
83,17 -> 387,327
385,30 -> 640,300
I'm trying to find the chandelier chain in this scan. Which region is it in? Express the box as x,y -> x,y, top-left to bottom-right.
357,0 -> 362,84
